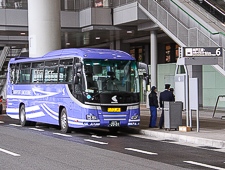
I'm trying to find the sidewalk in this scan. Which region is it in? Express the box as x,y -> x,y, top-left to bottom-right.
128,105 -> 225,149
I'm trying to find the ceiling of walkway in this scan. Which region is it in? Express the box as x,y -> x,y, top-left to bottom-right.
0,1 -> 176,51
0,25 -> 173,51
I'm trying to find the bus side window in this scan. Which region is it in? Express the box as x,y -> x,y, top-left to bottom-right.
59,59 -> 73,83
66,66 -> 72,82
20,69 -> 30,83
59,67 -> 65,82
19,63 -> 31,83
15,69 -> 20,84
9,65 -> 16,84
31,62 -> 44,83
44,60 -> 59,83
44,67 -> 58,83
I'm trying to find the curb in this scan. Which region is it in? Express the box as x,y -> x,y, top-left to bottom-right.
139,129 -> 225,149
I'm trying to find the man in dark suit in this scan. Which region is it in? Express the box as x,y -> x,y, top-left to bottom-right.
158,84 -> 175,129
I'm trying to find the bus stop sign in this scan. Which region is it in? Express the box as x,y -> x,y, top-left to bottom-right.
177,47 -> 222,65
184,47 -> 222,57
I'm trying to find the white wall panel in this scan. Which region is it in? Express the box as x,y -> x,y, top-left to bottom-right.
61,11 -> 79,27
114,3 -> 138,25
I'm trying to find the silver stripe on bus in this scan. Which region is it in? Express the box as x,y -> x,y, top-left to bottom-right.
103,115 -> 126,117
7,105 -> 41,113
41,104 -> 58,116
7,91 -> 58,99
7,114 -> 19,119
6,108 -> 19,113
41,104 -> 58,120
25,105 -> 41,112
26,112 -> 45,119
69,118 -> 100,123
68,120 -> 100,126
103,118 -> 126,121
127,105 -> 139,109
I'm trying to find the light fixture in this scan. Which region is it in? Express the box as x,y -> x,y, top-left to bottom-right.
66,42 -> 70,45
20,32 -> 26,35
127,30 -> 132,34
95,37 -> 100,40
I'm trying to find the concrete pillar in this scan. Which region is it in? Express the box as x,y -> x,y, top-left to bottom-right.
28,0 -> 61,57
150,30 -> 157,87
115,40 -> 120,50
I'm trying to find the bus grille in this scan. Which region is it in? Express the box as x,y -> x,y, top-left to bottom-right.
102,114 -> 127,121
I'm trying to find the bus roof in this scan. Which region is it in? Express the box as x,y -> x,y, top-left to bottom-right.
9,48 -> 135,63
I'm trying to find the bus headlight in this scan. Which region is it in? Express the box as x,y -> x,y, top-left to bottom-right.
86,114 -> 97,120
131,114 -> 139,120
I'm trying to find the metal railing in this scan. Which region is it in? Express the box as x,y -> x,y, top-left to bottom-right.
137,0 -> 220,46
7,48 -> 22,58
0,46 -> 9,71
114,0 -> 225,68
192,0 -> 225,23
212,95 -> 225,119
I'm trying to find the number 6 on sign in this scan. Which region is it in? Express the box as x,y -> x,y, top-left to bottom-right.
216,48 -> 221,56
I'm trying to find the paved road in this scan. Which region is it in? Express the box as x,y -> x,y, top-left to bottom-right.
1,115 -> 225,170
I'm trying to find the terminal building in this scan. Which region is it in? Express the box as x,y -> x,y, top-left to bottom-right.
0,0 -> 225,108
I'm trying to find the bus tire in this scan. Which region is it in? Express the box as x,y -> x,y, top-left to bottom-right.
19,105 -> 29,126
60,108 -> 71,133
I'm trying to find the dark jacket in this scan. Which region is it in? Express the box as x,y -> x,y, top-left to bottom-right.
149,91 -> 159,107
159,90 -> 175,108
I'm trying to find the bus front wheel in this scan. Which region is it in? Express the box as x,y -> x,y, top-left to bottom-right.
60,108 -> 71,133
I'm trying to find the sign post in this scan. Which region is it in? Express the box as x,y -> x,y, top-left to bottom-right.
176,47 -> 222,132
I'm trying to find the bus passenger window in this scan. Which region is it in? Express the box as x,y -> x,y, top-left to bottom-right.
65,66 -> 72,82
44,67 -> 58,83
31,69 -> 44,83
9,65 -> 16,84
59,66 -> 72,83
31,62 -> 44,83
20,69 -> 30,83
59,67 -> 65,82
15,69 -> 20,84
19,63 -> 31,83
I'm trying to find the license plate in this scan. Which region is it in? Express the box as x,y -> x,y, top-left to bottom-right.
108,108 -> 121,112
109,121 -> 120,127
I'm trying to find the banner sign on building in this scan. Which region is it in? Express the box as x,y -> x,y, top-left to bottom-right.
184,47 -> 222,57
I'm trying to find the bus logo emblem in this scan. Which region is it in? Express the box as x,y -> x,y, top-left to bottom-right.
111,95 -> 118,103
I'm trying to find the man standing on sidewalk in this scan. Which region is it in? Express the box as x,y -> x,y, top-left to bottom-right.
148,86 -> 159,128
158,84 -> 175,129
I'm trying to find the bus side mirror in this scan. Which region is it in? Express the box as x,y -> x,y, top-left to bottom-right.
143,72 -> 149,84
75,63 -> 82,74
74,76 -> 79,84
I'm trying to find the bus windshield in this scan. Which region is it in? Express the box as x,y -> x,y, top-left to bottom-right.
83,59 -> 139,93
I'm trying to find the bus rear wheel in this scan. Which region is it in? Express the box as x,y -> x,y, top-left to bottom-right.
60,108 -> 71,133
19,105 -> 35,126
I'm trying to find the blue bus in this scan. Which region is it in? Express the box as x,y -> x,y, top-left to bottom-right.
6,48 -> 140,133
